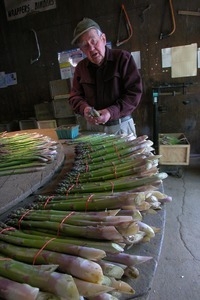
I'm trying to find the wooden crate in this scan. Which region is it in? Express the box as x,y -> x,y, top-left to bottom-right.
49,79 -> 71,99
0,122 -> 13,132
37,120 -> 57,129
75,115 -> 87,131
159,133 -> 190,165
52,95 -> 74,118
34,102 -> 54,120
56,116 -> 77,126
19,119 -> 37,130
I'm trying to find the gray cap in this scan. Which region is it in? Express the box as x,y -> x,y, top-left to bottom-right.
71,18 -> 101,45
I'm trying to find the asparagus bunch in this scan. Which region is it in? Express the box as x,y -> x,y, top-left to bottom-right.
0,255 -> 80,299
0,233 -> 150,298
5,208 -> 151,246
0,226 -> 147,298
34,188 -> 171,212
55,134 -> 167,194
0,133 -> 172,299
0,132 -> 58,176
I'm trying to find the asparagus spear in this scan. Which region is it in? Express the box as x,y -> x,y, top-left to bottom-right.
0,256 -> 79,299
90,107 -> 101,117
73,278 -> 114,298
10,208 -> 134,226
35,292 -> 61,299
35,192 -> 147,211
97,260 -> 124,279
0,242 -> 104,284
57,172 -> 167,194
0,224 -> 123,254
102,276 -> 135,294
0,233 -> 106,260
87,293 -> 118,300
0,275 -> 39,300
7,219 -> 125,242
104,253 -> 152,267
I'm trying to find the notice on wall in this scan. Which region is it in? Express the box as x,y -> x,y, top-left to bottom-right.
131,51 -> 141,69
4,0 -> 57,21
161,43 -> 198,78
58,42 -> 112,80
0,72 -> 7,88
0,72 -> 17,88
161,47 -> 172,68
171,43 -> 197,78
58,49 -> 85,80
6,73 -> 17,86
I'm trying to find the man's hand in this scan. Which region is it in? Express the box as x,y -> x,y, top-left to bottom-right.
97,109 -> 111,124
84,107 -> 111,125
84,106 -> 98,125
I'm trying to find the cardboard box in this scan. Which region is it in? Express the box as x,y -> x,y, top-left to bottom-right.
159,133 -> 190,165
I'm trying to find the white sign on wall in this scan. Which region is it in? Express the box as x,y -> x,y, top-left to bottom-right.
4,0 -> 57,21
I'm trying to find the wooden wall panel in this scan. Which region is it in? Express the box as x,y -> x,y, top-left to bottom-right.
0,0 -> 199,153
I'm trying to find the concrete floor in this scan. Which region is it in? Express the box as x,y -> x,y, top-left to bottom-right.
149,156 -> 200,300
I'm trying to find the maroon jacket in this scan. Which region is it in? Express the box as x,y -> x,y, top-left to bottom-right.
69,46 -> 142,120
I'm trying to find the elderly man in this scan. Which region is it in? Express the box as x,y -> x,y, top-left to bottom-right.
69,18 -> 142,136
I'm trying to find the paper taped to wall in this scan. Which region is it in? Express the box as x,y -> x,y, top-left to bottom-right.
171,43 -> 197,78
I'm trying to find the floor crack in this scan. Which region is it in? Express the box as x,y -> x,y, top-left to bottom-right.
177,172 -> 197,260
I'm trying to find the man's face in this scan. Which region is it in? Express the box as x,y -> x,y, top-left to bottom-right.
78,29 -> 106,65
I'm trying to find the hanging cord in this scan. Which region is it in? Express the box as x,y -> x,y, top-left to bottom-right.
159,0 -> 176,39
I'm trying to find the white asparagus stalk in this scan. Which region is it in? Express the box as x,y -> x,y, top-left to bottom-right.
124,266 -> 140,278
0,257 -> 79,299
136,202 -> 152,211
94,210 -> 121,216
137,221 -> 155,238
36,292 -> 84,300
124,192 -> 146,205
149,190 -> 172,203
36,292 -> 61,299
145,194 -> 162,209
123,231 -> 146,245
121,201 -> 151,211
33,264 -> 59,273
47,272 -> 80,299
72,246 -> 106,260
87,292 -> 119,299
116,221 -> 139,236
105,253 -> 152,266
97,260 -> 124,279
116,209 -> 142,221
0,276 -> 39,300
73,278 -> 114,297
102,276 -> 135,295
56,254 -> 104,284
